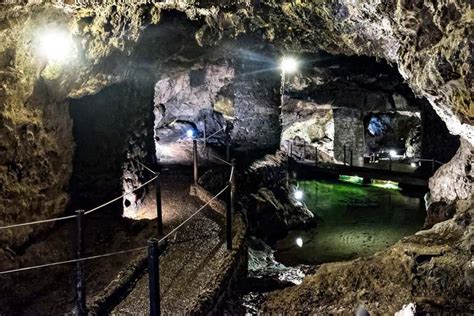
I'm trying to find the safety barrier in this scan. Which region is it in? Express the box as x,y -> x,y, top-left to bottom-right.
0,149 -> 237,315
284,139 -> 444,173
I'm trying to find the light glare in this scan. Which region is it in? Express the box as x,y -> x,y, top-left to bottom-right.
186,130 -> 194,138
389,150 -> 397,158
296,237 -> 303,248
38,29 -> 74,62
280,57 -> 298,73
294,190 -> 303,200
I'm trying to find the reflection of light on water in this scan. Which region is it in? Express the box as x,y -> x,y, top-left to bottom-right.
274,179 -> 425,266
370,179 -> 400,190
339,175 -> 364,185
296,237 -> 303,247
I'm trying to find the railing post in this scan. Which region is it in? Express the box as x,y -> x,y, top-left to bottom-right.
389,155 -> 392,171
193,139 -> 198,185
350,149 -> 353,167
315,146 -> 318,166
203,117 -> 207,151
343,144 -> 346,166
148,239 -> 161,316
75,209 -> 86,316
289,140 -> 293,158
155,173 -> 163,236
431,158 -> 435,173
302,140 -> 306,161
227,159 -> 236,250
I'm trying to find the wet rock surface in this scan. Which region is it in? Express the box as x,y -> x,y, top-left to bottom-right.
262,208 -> 473,314
240,152 -> 316,242
224,237 -> 314,315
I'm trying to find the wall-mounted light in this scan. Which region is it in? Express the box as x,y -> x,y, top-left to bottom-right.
280,56 -> 299,74
37,28 -> 75,63
410,162 -> 417,168
296,237 -> 303,247
186,129 -> 194,138
294,189 -> 303,200
389,150 -> 397,158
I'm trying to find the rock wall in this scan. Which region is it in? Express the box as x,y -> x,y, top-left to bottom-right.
0,0 -> 471,252
69,75 -> 155,219
195,0 -> 473,145
240,152 -> 316,242
281,104 -> 334,163
333,108 -> 365,166
280,55 -> 422,164
262,209 -> 473,314
428,139 -> 473,205
231,56 -> 280,151
153,64 -> 234,164
153,44 -> 281,164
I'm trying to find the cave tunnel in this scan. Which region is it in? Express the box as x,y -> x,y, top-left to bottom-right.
0,1 -> 472,315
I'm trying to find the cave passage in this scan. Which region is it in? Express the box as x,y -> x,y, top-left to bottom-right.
1,2 -> 471,315
274,179 -> 426,266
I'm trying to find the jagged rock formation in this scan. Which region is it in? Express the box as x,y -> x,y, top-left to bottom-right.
240,152 -> 316,242
0,4 -> 471,308
262,207 -> 473,314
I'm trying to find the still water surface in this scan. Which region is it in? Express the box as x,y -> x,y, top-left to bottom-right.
275,180 -> 426,266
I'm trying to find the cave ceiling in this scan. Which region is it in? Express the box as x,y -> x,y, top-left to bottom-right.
0,0 -> 472,143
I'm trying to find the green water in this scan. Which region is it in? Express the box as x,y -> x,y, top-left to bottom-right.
274,180 -> 426,266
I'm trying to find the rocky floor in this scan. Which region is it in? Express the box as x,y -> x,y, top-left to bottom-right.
0,166 -> 228,315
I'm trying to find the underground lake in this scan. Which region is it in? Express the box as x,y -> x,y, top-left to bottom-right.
274,179 -> 427,266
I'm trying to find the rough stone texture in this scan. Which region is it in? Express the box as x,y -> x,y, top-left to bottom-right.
428,139 -> 473,204
365,112 -> 422,157
233,0 -> 472,144
231,56 -> 281,151
333,108 -> 365,166
281,55 -> 422,164
281,104 -> 334,163
0,0 -> 471,248
153,63 -> 233,163
0,3 -> 162,247
240,152 -> 316,242
262,208 -> 473,314
421,100 -> 461,165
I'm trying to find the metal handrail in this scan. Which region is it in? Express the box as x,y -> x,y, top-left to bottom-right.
0,163 -> 158,230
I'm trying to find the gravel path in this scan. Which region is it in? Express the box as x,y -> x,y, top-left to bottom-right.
0,166 -> 228,315
112,166 -> 228,314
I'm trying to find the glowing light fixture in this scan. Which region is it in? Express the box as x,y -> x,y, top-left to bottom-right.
186,129 -> 194,138
296,237 -> 303,248
294,190 -> 304,200
37,28 -> 75,63
410,162 -> 417,168
280,56 -> 298,74
389,150 -> 397,158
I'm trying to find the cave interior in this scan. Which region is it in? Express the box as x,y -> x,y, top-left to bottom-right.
0,2 -> 472,315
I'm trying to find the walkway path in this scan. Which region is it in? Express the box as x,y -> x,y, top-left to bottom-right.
0,166 -> 228,315
112,166 -> 228,314
293,160 -> 428,187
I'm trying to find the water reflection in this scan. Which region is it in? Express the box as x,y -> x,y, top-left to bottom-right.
275,180 -> 426,266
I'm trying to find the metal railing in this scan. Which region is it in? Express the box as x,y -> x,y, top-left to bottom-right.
284,139 -> 444,173
0,148 -> 237,315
